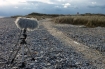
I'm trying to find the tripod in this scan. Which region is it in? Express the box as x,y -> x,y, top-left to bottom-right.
7,29 -> 35,68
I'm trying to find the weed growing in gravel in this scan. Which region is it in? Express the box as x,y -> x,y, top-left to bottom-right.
53,15 -> 105,27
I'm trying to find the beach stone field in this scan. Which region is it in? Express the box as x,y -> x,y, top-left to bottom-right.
0,18 -> 105,69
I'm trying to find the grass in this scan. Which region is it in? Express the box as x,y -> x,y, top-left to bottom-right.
53,15 -> 105,27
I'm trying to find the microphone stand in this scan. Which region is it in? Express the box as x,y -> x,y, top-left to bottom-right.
7,29 -> 35,68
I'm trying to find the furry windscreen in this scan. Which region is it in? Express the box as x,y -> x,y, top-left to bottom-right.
15,17 -> 38,31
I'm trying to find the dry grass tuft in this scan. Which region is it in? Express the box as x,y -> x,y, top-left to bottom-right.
53,15 -> 105,27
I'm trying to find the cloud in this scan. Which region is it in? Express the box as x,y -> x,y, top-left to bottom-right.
0,0 -> 27,6
88,5 -> 105,9
0,0 -> 105,16
62,3 -> 71,8
26,0 -> 54,4
23,7 -> 32,9
57,0 -> 65,2
55,6 -> 61,8
91,2 -> 97,5
87,1 -> 105,9
14,6 -> 18,9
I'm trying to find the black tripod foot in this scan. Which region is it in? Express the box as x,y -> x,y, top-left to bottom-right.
19,62 -> 26,68
10,59 -> 15,64
31,58 -> 35,61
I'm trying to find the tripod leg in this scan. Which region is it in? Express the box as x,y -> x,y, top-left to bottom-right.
18,45 -> 26,68
25,45 -> 35,60
21,45 -> 24,63
10,46 -> 21,64
7,30 -> 22,64
7,41 -> 20,63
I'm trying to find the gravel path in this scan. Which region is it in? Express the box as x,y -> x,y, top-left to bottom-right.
0,18 -> 104,69
54,24 -> 105,52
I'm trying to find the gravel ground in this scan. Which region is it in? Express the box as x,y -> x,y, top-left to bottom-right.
54,24 -> 105,52
0,18 -> 104,69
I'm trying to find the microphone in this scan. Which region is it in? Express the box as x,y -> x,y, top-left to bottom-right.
15,17 -> 38,31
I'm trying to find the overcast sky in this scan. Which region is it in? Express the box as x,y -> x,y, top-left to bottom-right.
0,0 -> 105,16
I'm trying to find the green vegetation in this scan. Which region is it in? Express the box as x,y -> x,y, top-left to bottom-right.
26,12 -> 62,20
53,15 -> 105,27
11,12 -> 61,20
